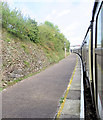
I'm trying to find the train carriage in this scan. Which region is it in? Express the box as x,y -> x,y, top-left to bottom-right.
93,1 -> 103,118
73,1 -> 103,119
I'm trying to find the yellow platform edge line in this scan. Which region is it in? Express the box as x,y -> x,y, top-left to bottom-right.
56,56 -> 78,120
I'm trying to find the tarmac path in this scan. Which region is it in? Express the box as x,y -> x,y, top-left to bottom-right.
2,53 -> 77,119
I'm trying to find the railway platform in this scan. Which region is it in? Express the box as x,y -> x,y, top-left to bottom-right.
2,53 -> 84,119
56,54 -> 84,119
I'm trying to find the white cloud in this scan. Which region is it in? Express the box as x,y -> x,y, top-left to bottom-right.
45,15 -> 54,21
3,0 -> 54,2
20,5 -> 36,19
45,9 -> 57,21
66,22 -> 78,31
4,0 -> 95,4
2,0 -> 87,3
51,10 -> 56,14
45,9 -> 70,22
57,9 -> 70,18
69,35 -> 83,46
60,22 -> 79,40
13,4 -> 36,19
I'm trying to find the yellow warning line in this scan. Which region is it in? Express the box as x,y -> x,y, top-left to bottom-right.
56,56 -> 78,120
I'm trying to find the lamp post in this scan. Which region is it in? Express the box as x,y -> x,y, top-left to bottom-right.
64,42 -> 66,58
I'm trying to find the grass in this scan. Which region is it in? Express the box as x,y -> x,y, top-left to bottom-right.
1,28 -> 70,91
21,44 -> 29,54
0,87 -> 3,92
5,38 -> 11,42
23,60 -> 30,67
1,48 -> 69,92
59,97 -> 64,104
1,53 -> 70,91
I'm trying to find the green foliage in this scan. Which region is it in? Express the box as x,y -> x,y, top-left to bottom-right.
21,44 -> 29,53
5,38 -> 11,42
44,21 -> 60,32
45,21 -> 54,28
38,21 -> 70,61
25,18 -> 39,43
2,2 -> 39,43
59,97 -> 64,104
2,2 -> 70,63
0,87 -> 3,92
24,60 -> 30,67
21,44 -> 26,49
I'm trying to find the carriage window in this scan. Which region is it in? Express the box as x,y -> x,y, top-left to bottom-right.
97,10 -> 101,48
85,31 -> 89,46
101,5 -> 103,48
96,3 -> 103,114
97,4 -> 103,48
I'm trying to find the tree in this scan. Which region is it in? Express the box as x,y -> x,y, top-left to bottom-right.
2,2 -> 39,42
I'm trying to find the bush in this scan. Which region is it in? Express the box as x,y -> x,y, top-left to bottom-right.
2,2 -> 70,62
38,21 -> 70,53
2,2 -> 39,43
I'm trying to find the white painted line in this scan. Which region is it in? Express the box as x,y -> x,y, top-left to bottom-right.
78,55 -> 84,119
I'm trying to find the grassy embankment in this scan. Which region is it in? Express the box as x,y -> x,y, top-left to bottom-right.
0,2 -> 70,90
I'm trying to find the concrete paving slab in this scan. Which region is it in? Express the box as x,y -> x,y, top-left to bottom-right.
70,85 -> 81,90
57,55 -> 84,119
60,100 -> 80,118
67,90 -> 80,100
60,114 -> 79,119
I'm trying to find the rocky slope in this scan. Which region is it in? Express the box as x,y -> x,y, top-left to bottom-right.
2,29 -> 51,87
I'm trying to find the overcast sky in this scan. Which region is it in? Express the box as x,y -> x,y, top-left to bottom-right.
6,0 -> 95,46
